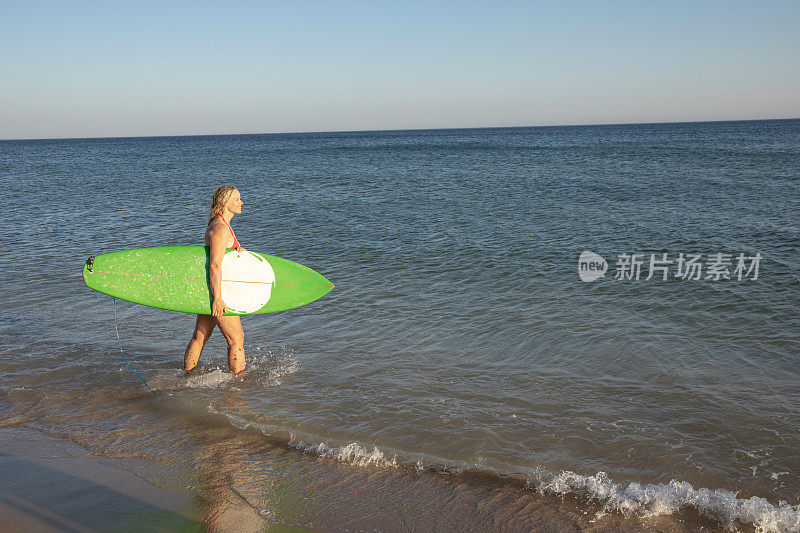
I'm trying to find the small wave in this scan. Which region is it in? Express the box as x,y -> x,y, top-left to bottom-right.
208,405 -> 800,532
531,470 -> 800,533
285,435 -> 800,532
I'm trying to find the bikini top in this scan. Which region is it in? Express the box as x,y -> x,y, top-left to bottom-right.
214,213 -> 240,249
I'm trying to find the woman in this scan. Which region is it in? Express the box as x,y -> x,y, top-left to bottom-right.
184,185 -> 247,375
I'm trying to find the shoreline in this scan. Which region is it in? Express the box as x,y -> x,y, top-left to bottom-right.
0,425 -> 728,532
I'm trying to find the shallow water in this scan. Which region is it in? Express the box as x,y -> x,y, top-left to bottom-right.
1,120 -> 798,531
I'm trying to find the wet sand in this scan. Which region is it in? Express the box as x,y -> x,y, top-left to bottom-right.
0,426 -> 728,532
0,426 -> 201,532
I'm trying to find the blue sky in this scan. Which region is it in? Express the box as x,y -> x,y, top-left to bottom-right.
1,1 -> 798,139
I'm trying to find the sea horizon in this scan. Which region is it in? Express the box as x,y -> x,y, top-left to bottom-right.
3,116 -> 799,142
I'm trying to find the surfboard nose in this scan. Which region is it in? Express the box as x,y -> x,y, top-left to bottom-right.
318,273 -> 334,294
261,254 -> 334,312
291,265 -> 334,305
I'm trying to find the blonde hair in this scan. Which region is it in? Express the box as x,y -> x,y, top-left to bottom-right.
208,185 -> 238,222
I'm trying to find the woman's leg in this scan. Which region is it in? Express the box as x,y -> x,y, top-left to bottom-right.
184,314 -> 216,373
216,315 -> 245,374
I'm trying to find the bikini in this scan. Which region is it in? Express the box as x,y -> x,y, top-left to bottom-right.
214,213 -> 240,249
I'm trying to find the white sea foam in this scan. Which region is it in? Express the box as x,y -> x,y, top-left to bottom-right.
210,403 -> 399,469
289,440 -> 399,468
530,470 -> 800,533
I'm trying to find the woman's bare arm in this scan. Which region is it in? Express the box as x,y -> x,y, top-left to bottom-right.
208,223 -> 228,317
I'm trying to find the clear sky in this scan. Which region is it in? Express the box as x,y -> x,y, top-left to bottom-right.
1,1 -> 798,139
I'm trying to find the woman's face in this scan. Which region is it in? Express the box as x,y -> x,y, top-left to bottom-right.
226,189 -> 243,215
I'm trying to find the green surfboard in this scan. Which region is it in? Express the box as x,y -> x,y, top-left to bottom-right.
83,246 -> 333,315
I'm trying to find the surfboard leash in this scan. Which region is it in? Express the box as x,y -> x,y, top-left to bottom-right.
113,297 -> 151,391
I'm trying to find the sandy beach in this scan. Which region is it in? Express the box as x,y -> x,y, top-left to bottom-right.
0,427 -> 199,532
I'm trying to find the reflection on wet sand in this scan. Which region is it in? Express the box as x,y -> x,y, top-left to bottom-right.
191,384 -> 317,531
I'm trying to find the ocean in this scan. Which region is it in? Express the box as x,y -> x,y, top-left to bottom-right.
1,120 -> 798,531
